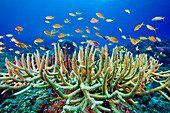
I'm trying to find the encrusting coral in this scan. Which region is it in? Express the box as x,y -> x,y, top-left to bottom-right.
0,44 -> 170,112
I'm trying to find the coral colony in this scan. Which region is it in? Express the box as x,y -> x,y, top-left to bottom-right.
0,44 -> 170,112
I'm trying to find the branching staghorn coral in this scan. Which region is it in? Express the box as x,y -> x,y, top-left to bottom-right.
0,44 -> 170,112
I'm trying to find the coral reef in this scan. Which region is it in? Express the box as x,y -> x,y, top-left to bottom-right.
0,44 -> 170,112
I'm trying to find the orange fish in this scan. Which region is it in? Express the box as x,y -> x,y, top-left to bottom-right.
96,32 -> 107,40
75,29 -> 83,33
69,13 -> 76,16
121,35 -> 126,39
146,25 -> 158,32
90,18 -> 99,23
77,17 -> 83,20
140,36 -> 148,40
64,19 -> 71,23
15,26 -> 23,34
58,39 -> 64,42
134,22 -> 144,31
58,33 -> 70,38
0,36 -> 4,39
148,36 -> 156,42
15,26 -> 23,31
0,47 -> 6,50
53,24 -> 64,29
15,43 -> 28,49
34,38 -> 44,45
15,50 -> 20,54
40,47 -> 46,50
11,37 -> 19,43
108,43 -> 112,45
93,26 -> 100,30
82,35 -> 88,38
106,19 -> 114,22
125,9 -> 130,14
152,16 -> 165,21
96,13 -> 105,19
129,36 -> 140,45
45,16 -> 55,19
106,36 -> 119,43
44,31 -> 55,38
156,37 -> 161,42
76,12 -> 81,15
86,29 -> 90,33
136,46 -> 139,51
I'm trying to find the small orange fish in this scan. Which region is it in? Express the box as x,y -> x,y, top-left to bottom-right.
77,17 -> 83,20
134,22 -> 144,31
75,29 -> 83,33
10,37 -> 19,43
119,28 -> 122,33
6,34 -> 13,37
86,29 -> 90,33
107,36 -> 119,43
152,16 -> 165,21
69,13 -> 76,16
53,24 -> 64,29
34,38 -> 44,45
106,19 -> 114,22
15,26 -> 23,34
0,51 -> 3,54
58,39 -> 64,42
90,18 -> 99,23
0,47 -> 6,50
0,42 -> 5,45
108,43 -> 112,45
73,42 -> 77,47
82,35 -> 88,38
95,32 -> 107,40
146,25 -> 158,32
96,13 -> 105,19
15,50 -> 20,54
58,33 -> 70,38
121,35 -> 126,39
136,46 -> 139,51
76,12 -> 81,15
140,36 -> 148,40
8,48 -> 13,51
148,36 -> 156,42
129,36 -> 140,45
125,9 -> 130,14
0,36 -> 4,39
64,19 -> 71,23
95,48 -> 100,51
45,16 -> 55,19
15,43 -> 28,49
156,37 -> 161,42
40,47 -> 46,50
93,26 -> 100,30
45,20 -> 50,23
15,26 -> 23,31
44,31 -> 55,38
51,42 -> 57,45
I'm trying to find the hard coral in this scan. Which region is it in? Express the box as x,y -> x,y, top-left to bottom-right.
0,44 -> 170,112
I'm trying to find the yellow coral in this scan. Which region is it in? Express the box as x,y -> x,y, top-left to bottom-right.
0,44 -> 169,112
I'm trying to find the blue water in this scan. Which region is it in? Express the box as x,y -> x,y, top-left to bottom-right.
0,0 -> 170,49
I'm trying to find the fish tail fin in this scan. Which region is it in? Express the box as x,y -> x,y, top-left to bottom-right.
142,22 -> 145,25
62,25 -> 65,29
34,41 -> 38,45
163,17 -> 165,21
154,28 -> 158,32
